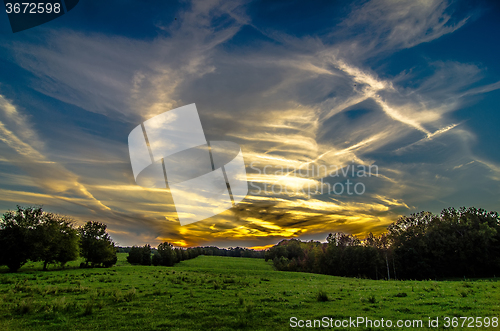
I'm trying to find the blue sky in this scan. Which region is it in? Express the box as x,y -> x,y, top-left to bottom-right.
0,0 -> 499,248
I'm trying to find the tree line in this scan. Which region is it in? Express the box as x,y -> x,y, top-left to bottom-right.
126,244 -> 265,266
265,207 -> 500,280
0,206 -> 117,272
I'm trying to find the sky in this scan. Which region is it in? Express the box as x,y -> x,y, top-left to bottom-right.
0,0 -> 499,249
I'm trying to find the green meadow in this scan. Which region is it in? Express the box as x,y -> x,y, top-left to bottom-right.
0,254 -> 499,330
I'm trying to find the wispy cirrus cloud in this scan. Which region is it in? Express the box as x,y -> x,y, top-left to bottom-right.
0,0 -> 499,247
334,0 -> 470,56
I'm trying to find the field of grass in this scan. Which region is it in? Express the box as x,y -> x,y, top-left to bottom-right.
0,253 -> 499,330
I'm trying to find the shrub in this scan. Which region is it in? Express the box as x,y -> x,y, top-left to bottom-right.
316,289 -> 329,302
15,300 -> 33,315
244,301 -> 254,313
124,289 -> 137,302
83,301 -> 93,316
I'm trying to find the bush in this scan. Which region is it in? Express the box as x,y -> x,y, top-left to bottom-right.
124,289 -> 137,302
83,301 -> 93,316
15,300 -> 33,314
316,289 -> 329,302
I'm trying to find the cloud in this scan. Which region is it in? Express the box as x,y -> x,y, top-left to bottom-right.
0,0 -> 499,247
336,0 -> 469,53
0,94 -> 116,211
8,0 -> 247,122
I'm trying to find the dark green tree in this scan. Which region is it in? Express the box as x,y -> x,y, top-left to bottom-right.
79,221 -> 117,267
32,212 -> 79,270
0,206 -> 42,272
126,246 -> 142,264
0,206 -> 80,272
388,207 -> 500,279
127,245 -> 152,265
152,252 -> 162,266
141,244 -> 152,265
157,242 -> 175,266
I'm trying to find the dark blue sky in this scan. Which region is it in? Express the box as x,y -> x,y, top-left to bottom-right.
0,0 -> 499,248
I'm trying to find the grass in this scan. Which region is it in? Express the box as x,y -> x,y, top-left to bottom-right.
0,253 -> 499,330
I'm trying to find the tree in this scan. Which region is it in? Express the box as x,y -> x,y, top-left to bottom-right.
127,245 -> 152,265
0,206 -> 42,272
156,242 -> 171,266
127,246 -> 143,264
141,244 -> 152,265
0,206 -> 80,272
388,211 -> 437,279
79,221 -> 117,267
157,242 -> 175,266
32,212 -> 79,271
152,252 -> 162,266
388,207 -> 500,279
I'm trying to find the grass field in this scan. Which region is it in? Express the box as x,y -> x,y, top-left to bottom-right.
0,254 -> 499,330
